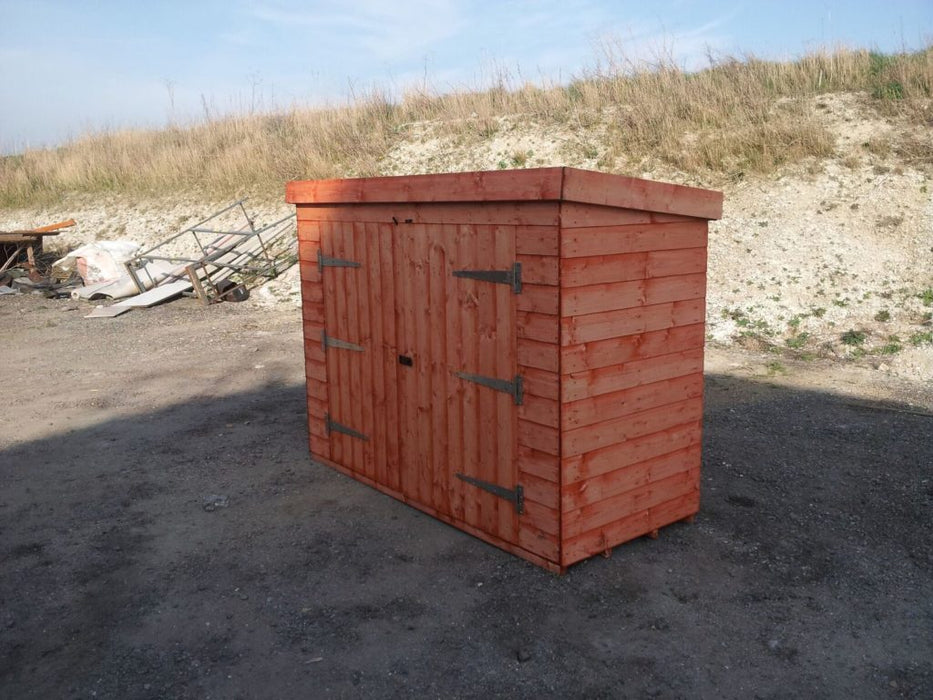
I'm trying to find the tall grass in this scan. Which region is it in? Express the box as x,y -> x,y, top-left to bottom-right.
1,45 -> 930,207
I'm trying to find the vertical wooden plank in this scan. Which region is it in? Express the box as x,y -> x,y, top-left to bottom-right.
356,221 -> 376,481
412,224 -> 433,509
343,223 -> 364,473
397,222 -> 418,500
380,223 -> 401,493
445,222 -> 465,523
319,222 -> 338,466
429,225 -> 451,516
495,224 -> 517,543
477,224 -> 500,537
330,223 -> 350,467
459,223 -> 481,531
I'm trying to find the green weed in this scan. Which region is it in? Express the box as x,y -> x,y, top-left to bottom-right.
785,332 -> 810,349
841,329 -> 867,346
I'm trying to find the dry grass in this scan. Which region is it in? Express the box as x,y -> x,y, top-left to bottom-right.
1,45 -> 930,207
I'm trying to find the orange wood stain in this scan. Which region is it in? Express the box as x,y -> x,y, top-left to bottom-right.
291,167 -> 721,572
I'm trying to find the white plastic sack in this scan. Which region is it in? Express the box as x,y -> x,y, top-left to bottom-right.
53,241 -> 140,284
71,259 -> 178,300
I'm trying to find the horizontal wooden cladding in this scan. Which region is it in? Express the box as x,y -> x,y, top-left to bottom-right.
561,248 -> 706,288
519,419 -> 560,456
302,331 -> 325,363
562,221 -> 708,259
562,323 -> 704,374
522,367 -> 559,401
563,419 -> 702,484
300,278 -> 324,303
562,348 -> 704,403
561,168 -> 723,220
561,203 -> 652,228
299,260 -> 321,285
563,467 -> 699,539
308,411 -> 328,441
561,299 -> 704,346
517,311 -> 559,344
309,435 -> 330,460
517,254 -> 559,286
519,445 -> 560,483
519,465 -> 562,559
297,223 -> 322,244
560,202 -> 700,228
523,500 -> 560,536
563,397 -> 703,458
516,227 -> 559,256
561,272 -> 706,317
299,220 -> 328,464
518,394 -> 560,429
517,284 -> 559,315
297,202 -> 560,227
301,299 -> 325,325
518,524 -> 559,563
305,361 -> 327,384
563,372 -> 704,429
561,491 -> 699,567
562,444 -> 702,512
307,394 -> 328,417
307,378 -> 327,402
522,471 -> 560,511
518,338 -> 559,373
287,168 -> 565,204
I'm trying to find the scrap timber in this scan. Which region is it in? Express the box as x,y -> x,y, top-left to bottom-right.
0,219 -> 75,275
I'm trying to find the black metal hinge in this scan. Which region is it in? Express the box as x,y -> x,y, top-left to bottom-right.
456,474 -> 524,514
325,413 -> 369,441
321,330 -> 364,353
453,262 -> 522,294
455,371 -> 524,405
318,249 -> 361,272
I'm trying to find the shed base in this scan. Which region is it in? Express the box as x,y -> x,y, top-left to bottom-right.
310,452 -> 565,574
309,448 -> 698,574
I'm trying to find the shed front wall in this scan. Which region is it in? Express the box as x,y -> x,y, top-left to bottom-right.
297,204 -> 562,567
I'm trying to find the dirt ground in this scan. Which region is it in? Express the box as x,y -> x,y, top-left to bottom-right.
1,293 -> 931,699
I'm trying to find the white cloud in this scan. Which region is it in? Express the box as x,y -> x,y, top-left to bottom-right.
248,0 -> 465,61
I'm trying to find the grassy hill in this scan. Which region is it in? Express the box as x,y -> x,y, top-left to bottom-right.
1,46 -> 930,206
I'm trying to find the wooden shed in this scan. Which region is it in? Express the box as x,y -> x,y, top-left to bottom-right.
286,167 -> 723,573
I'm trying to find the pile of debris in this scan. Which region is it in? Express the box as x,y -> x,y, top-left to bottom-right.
1,201 -> 297,318
0,218 -> 77,295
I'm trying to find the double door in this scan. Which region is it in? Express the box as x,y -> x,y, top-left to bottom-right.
319,220 -> 523,546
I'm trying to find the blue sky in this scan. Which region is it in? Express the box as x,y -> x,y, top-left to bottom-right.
1,0 -> 930,153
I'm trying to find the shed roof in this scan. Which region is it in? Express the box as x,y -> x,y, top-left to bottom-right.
286,167 -> 723,220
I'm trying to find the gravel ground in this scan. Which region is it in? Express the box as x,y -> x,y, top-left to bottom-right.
1,294 -> 931,699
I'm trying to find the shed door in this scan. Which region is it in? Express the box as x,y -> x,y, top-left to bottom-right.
395,223 -> 520,546
319,221 -> 521,548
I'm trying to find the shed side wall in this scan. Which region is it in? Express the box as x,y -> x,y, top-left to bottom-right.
515,224 -> 562,562
297,221 -> 330,462
558,205 -> 707,568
